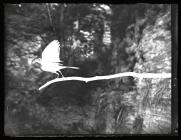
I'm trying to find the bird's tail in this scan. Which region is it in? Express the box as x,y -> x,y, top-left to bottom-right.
63,66 -> 80,69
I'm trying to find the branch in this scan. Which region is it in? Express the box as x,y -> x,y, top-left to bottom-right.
39,72 -> 171,90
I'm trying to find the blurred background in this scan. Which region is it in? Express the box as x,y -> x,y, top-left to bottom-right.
4,3 -> 172,135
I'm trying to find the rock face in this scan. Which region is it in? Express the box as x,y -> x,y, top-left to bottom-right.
132,8 -> 171,134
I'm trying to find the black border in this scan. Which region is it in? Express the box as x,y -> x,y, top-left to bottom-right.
171,4 -> 178,136
1,1 -> 179,137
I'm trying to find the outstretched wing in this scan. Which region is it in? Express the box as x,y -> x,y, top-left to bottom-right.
41,40 -> 63,63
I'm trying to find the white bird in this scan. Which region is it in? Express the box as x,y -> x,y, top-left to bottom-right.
32,40 -> 79,78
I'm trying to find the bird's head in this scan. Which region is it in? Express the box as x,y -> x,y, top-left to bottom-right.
31,57 -> 41,66
27,57 -> 42,75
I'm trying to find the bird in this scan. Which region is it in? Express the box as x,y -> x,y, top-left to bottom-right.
32,40 -> 79,78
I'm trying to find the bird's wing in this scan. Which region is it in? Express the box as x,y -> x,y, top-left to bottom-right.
41,40 -> 63,63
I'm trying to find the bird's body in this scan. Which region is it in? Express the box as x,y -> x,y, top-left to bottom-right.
41,61 -> 79,73
32,40 -> 79,78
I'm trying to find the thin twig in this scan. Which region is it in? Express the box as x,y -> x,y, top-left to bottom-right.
46,3 -> 56,32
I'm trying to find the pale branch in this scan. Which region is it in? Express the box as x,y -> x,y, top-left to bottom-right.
39,72 -> 171,90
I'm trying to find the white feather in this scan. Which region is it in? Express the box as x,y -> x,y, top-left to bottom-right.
38,40 -> 79,77
41,40 -> 63,63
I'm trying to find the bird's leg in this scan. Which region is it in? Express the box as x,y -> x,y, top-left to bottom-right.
54,71 -> 64,78
55,72 -> 60,78
59,70 -> 64,78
